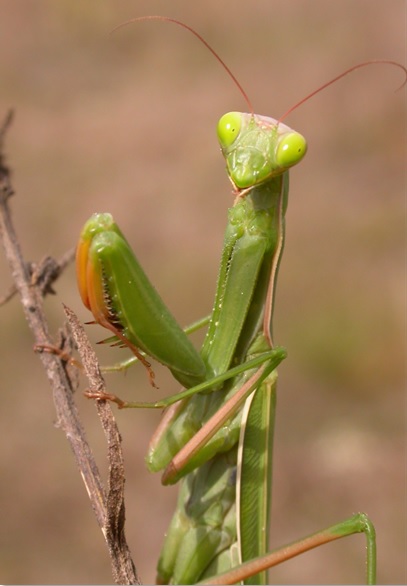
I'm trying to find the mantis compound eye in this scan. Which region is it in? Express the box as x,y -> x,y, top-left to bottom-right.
276,132 -> 307,168
217,112 -> 242,149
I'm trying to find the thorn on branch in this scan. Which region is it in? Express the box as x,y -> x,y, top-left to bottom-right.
0,248 -> 76,307
30,248 -> 76,296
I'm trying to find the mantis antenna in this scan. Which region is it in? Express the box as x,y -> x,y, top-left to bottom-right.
113,17 -> 406,129
279,60 -> 407,123
111,15 -> 255,115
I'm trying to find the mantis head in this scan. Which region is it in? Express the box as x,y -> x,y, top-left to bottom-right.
217,112 -> 307,190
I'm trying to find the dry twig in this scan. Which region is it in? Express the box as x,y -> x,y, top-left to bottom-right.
0,111 -> 139,584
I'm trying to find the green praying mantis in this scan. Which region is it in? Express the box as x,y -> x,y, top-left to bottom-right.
75,17 -> 406,585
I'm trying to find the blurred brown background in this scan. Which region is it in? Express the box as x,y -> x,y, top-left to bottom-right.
0,1 -> 405,584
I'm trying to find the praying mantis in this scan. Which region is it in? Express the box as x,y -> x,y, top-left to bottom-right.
75,17 -> 406,585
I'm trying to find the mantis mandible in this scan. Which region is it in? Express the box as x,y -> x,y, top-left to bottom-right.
76,16 -> 406,585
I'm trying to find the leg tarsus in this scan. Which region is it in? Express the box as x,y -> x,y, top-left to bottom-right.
34,343 -> 82,370
84,389 -> 128,409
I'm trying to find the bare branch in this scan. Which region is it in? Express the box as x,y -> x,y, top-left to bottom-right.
64,305 -> 138,584
0,111 -> 139,585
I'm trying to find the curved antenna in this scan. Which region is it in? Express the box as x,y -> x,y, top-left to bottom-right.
111,15 -> 254,115
278,60 -> 407,123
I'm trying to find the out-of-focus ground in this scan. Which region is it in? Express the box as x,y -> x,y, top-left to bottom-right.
0,1 -> 405,584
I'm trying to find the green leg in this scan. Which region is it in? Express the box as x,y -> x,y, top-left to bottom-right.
198,513 -> 377,585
